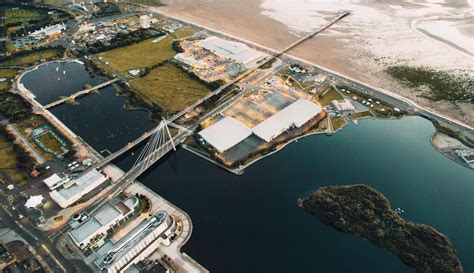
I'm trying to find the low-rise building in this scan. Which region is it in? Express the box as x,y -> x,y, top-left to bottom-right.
49,169 -> 109,208
43,173 -> 70,190
94,211 -> 176,273
68,197 -> 139,250
331,99 -> 355,113
30,24 -> 66,40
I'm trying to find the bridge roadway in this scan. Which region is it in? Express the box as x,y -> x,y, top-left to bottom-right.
44,78 -> 118,109
95,10 -> 350,169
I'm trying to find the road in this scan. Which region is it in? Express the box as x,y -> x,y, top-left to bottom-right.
0,195 -> 91,273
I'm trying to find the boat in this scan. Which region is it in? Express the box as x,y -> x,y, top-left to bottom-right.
63,70 -> 66,75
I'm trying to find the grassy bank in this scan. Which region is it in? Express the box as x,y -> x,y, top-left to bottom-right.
317,86 -> 343,106
386,65 -> 473,103
331,116 -> 348,132
130,63 -> 210,114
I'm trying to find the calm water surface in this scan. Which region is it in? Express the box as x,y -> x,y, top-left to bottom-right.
25,62 -> 474,273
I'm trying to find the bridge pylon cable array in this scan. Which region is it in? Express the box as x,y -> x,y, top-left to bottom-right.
131,119 -> 176,176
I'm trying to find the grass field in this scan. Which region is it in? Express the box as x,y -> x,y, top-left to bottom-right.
98,27 -> 196,74
37,132 -> 64,155
0,135 -> 28,186
0,69 -> 17,78
331,116 -> 348,132
0,69 -> 17,91
317,86 -> 344,106
2,6 -> 45,25
3,49 -> 61,66
13,116 -> 57,161
349,111 -> 372,120
0,82 -> 11,91
130,63 -> 210,113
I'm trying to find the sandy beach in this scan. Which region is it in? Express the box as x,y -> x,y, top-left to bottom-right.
157,0 -> 474,127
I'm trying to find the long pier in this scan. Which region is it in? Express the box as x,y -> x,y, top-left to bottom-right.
44,79 -> 118,109
168,10 -> 350,124
95,10 -> 350,169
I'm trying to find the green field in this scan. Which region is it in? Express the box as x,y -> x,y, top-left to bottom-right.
98,27 -> 197,74
2,6 -> 45,25
0,69 -> 18,91
317,86 -> 344,106
13,116 -> 59,161
2,49 -> 61,66
0,135 -> 28,185
0,69 -> 17,78
36,132 -> 64,155
331,116 -> 348,132
349,111 -> 372,120
130,63 -> 210,114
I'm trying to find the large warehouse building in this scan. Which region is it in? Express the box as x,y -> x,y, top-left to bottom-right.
252,99 -> 322,142
198,99 -> 322,152
197,36 -> 267,68
198,117 -> 252,153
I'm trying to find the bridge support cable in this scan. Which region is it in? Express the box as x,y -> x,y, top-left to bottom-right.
130,119 -> 176,177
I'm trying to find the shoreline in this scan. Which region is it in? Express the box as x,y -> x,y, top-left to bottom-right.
149,6 -> 474,133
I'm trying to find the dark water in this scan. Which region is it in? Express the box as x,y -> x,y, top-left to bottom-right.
27,63 -> 474,273
21,61 -> 103,105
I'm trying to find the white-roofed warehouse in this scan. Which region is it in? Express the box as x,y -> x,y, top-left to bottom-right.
197,36 -> 267,68
198,117 -> 252,153
252,99 -> 322,142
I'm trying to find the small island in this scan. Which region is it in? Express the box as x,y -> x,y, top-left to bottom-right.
298,184 -> 462,273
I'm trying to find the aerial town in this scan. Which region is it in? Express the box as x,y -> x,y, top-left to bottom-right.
0,1 -> 473,273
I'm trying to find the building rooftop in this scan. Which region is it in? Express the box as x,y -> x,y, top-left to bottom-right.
197,36 -> 266,68
69,217 -> 102,244
95,211 -> 169,271
50,169 -> 108,208
94,204 -> 122,226
199,117 -> 252,153
253,99 -> 322,142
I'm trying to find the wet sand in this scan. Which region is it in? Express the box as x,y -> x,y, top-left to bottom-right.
157,0 -> 474,127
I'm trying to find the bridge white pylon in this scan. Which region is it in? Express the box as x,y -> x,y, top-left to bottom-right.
131,119 -> 176,176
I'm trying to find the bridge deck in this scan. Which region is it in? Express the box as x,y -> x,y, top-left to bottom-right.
44,79 -> 118,109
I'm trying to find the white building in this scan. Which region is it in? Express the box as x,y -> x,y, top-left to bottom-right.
198,117 -> 252,153
174,53 -> 207,69
331,99 -> 355,112
68,197 -> 139,250
94,211 -> 176,273
30,24 -> 66,40
197,36 -> 267,68
139,15 -> 152,29
252,99 -> 322,142
25,195 -> 45,210
49,169 -> 108,208
43,173 -> 70,191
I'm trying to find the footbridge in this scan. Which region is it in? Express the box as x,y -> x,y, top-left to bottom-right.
44,79 -> 119,109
